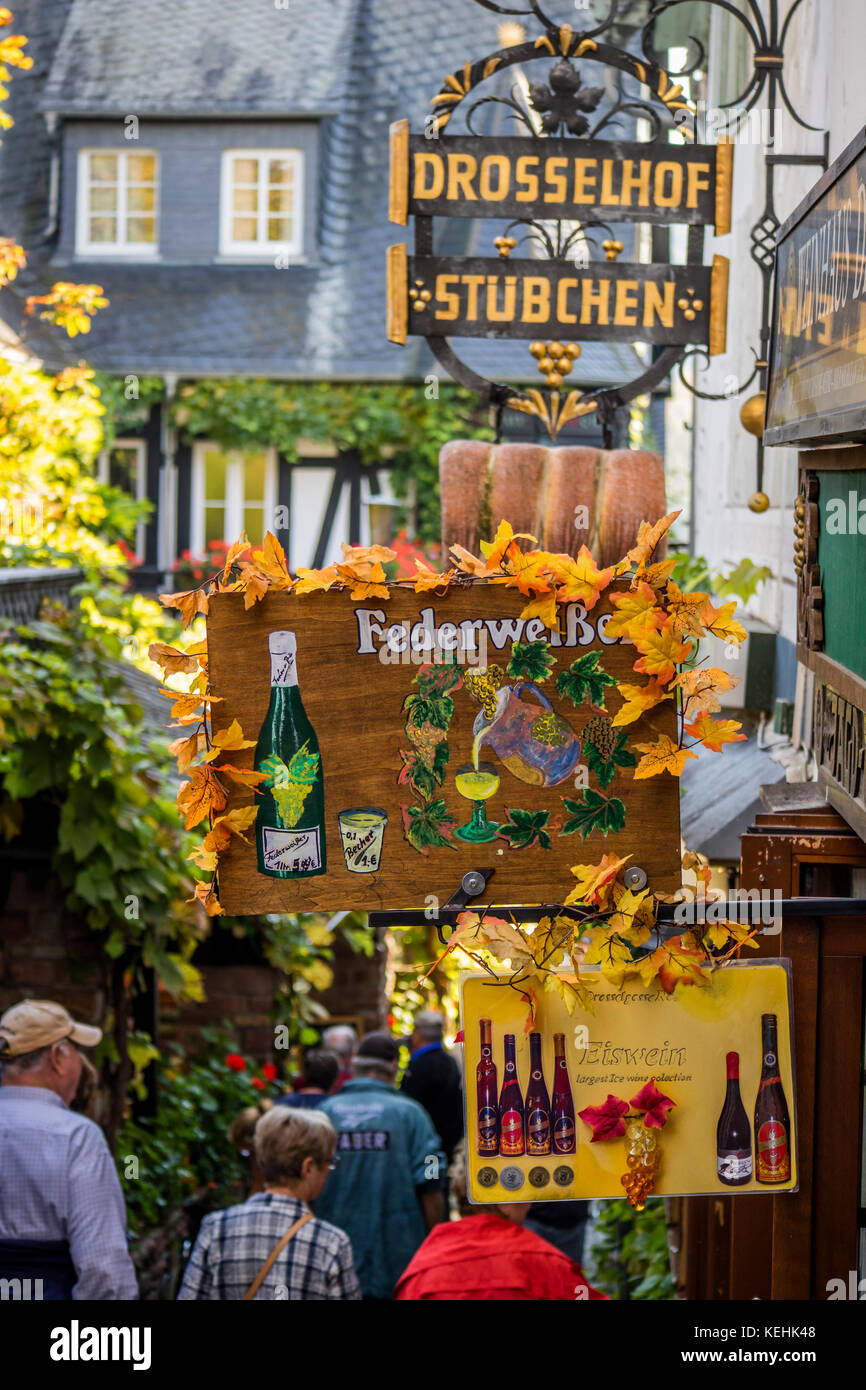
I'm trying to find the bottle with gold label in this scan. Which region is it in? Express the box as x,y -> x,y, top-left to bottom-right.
525,1031 -> 551,1156
551,1032 -> 576,1154
498,1033 -> 525,1157
754,1014 -> 791,1184
476,1018 -> 499,1157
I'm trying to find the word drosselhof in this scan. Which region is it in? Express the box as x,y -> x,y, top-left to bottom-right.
389,130 -> 733,233
353,603 -> 627,659
387,251 -> 728,349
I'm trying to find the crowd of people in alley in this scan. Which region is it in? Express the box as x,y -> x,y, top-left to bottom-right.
0,1000 -> 604,1301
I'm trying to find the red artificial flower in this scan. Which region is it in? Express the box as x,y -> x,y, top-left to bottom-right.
630,1079 -> 676,1129
578,1094 -> 629,1142
262,1063 -> 278,1082
251,1077 -> 266,1091
225,1053 -> 246,1072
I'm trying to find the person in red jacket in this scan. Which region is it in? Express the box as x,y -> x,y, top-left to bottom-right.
394,1145 -> 606,1301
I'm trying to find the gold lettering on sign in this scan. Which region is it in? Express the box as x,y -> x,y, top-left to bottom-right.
522,277 -> 551,323
447,155 -> 477,202
414,152 -> 444,200
573,158 -> 597,203
654,162 -> 684,208
687,162 -> 712,209
615,280 -> 640,326
643,280 -> 676,327
462,274 -> 485,320
580,278 -> 611,325
600,161 -> 621,205
486,275 -> 517,322
544,156 -> 569,203
434,273 -> 460,320
557,278 -> 578,324
479,155 -> 510,202
620,158 -> 651,207
515,155 -> 539,202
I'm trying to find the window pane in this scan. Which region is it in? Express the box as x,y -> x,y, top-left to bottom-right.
267,188 -> 292,214
243,451 -> 267,503
108,446 -> 139,493
232,187 -> 258,213
243,506 -> 265,544
89,216 -> 117,243
127,154 -> 155,182
233,157 -> 258,184
204,506 -> 226,545
127,186 -> 155,212
268,158 -> 294,185
267,217 -> 290,242
126,216 -> 155,244
89,154 -> 118,182
90,187 -> 117,212
203,448 -> 227,500
232,217 -> 257,242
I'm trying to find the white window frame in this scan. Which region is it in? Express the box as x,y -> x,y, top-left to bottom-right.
97,438 -> 147,558
76,149 -> 159,257
190,443 -> 278,555
219,148 -> 304,259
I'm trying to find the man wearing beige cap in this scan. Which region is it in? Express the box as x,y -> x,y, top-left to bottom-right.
0,1000 -> 138,1299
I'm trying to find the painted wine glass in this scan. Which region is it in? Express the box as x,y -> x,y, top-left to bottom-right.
454,761 -> 500,842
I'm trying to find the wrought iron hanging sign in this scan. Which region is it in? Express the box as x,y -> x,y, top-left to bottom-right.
386,0 -> 732,437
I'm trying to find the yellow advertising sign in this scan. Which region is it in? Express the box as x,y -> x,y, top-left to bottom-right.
461,960 -> 797,1203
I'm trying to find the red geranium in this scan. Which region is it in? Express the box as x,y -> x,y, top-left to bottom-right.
262,1063 -> 278,1082
225,1053 -> 246,1072
251,1077 -> 266,1091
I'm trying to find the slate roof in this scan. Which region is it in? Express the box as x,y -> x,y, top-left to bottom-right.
1,0 -> 648,386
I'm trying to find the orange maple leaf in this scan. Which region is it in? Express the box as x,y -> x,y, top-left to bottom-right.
200,718 -> 257,764
250,531 -> 292,589
237,564 -> 269,609
624,510 -> 682,568
203,806 -> 259,852
636,557 -> 677,590
632,619 -> 693,682
566,852 -> 632,908
413,560 -> 455,593
340,542 -> 398,567
212,763 -> 267,789
335,561 -> 390,600
480,520 -> 536,572
655,935 -> 708,994
684,712 -> 747,752
190,879 -> 224,917
160,689 -> 223,725
168,729 -> 205,772
176,767 -> 228,829
220,532 -> 252,580
633,734 -> 698,779
611,678 -> 672,727
495,548 -> 555,598
673,666 -> 740,714
551,546 -> 613,610
519,589 -> 559,628
158,588 -> 209,627
448,543 -> 488,577
294,564 -> 339,594
700,597 -> 747,645
606,581 -> 662,639
665,582 -> 711,640
148,642 -> 199,677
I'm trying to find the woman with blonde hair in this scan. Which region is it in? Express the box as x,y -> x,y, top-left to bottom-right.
179,1107 -> 360,1300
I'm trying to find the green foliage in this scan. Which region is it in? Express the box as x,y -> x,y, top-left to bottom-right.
94,372 -> 166,442
405,799 -> 456,853
561,789 -> 626,839
162,377 -> 493,543
507,639 -> 556,683
584,728 -> 637,789
556,652 -> 617,709
404,689 -> 454,732
587,1199 -> 674,1300
498,807 -> 552,850
670,551 -> 772,603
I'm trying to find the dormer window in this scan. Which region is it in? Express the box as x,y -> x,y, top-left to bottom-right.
76,150 -> 158,256
219,149 -> 304,259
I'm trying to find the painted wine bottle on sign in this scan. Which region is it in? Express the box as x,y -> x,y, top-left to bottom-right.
716,1051 -> 752,1186
551,1032 -> 576,1154
255,631 -> 327,878
525,1031 -> 551,1156
754,1014 -> 791,1184
498,1033 -> 525,1157
476,1018 -> 499,1156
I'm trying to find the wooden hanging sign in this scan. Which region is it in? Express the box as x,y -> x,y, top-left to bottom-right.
206,583 -> 682,915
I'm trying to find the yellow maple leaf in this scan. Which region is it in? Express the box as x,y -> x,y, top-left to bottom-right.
480,520 -> 536,571
341,542 -> 397,567
494,548 -> 555,598
212,762 -> 267,789
623,509 -> 682,568
190,879 -> 224,917
684,711 -> 747,752
637,557 -> 677,589
168,729 -> 205,772
158,587 -> 209,627
187,843 -> 218,872
608,883 -> 654,944
161,689 -> 224,725
294,564 -> 339,594
413,561 -> 455,593
665,581 -> 711,640
519,589 -> 559,628
203,805 -> 259,852
703,920 -> 760,954
220,532 -> 251,580
606,581 -> 662,639
583,927 -> 638,988
176,767 -> 228,829
701,597 -> 747,644
611,678 -> 671,727
476,917 -> 535,968
566,852 -> 631,908
633,734 -> 698,778
656,935 -> 709,994
237,564 -> 269,609
632,620 -> 693,682
336,560 -> 390,600
551,545 -> 613,610
200,718 -> 257,764
673,666 -> 739,714
250,531 -> 292,589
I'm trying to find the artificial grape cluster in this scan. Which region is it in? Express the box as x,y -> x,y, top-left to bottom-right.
619,1119 -> 661,1211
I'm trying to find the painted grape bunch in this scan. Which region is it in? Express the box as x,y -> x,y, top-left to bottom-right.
529,711 -> 569,747
463,664 -> 505,718
582,714 -> 617,760
620,1120 -> 661,1211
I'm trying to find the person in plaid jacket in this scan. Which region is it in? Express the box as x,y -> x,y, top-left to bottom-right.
179,1107 -> 360,1301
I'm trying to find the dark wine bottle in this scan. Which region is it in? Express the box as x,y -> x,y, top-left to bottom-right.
551,1031 -> 576,1154
255,631 -> 326,878
525,1031 -> 551,1156
476,1018 -> 499,1156
716,1051 -> 752,1185
498,1033 -> 525,1157
754,1014 -> 791,1184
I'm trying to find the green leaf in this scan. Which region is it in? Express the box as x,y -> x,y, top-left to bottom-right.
403,691 -> 454,732
556,652 -> 617,709
561,789 -> 626,839
405,799 -> 456,854
507,640 -> 556,684
584,731 -> 637,789
497,808 -> 551,850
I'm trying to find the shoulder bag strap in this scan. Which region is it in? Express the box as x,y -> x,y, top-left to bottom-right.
242,1210 -> 313,1301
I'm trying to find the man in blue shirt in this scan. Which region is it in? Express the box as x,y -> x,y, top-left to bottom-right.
316,1031 -> 445,1299
400,1009 -> 463,1162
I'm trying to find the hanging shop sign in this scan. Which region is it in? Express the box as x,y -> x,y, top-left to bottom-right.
205,584 -> 682,915
462,959 -> 797,1204
766,126 -> 866,446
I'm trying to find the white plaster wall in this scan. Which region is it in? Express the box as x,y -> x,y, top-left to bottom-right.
689,0 -> 863,636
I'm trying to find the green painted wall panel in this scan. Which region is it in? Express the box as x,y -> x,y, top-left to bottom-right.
819,469 -> 866,683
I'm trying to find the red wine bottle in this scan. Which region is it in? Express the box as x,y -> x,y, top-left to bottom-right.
476,1018 -> 499,1156
755,1014 -> 791,1184
498,1033 -> 525,1157
525,1031 -> 551,1156
551,1032 -> 576,1154
716,1051 -> 752,1185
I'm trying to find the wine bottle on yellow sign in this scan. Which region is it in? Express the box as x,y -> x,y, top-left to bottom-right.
255,631 -> 326,878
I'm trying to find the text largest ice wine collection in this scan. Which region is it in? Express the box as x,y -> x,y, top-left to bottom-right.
476,1021 -> 576,1159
